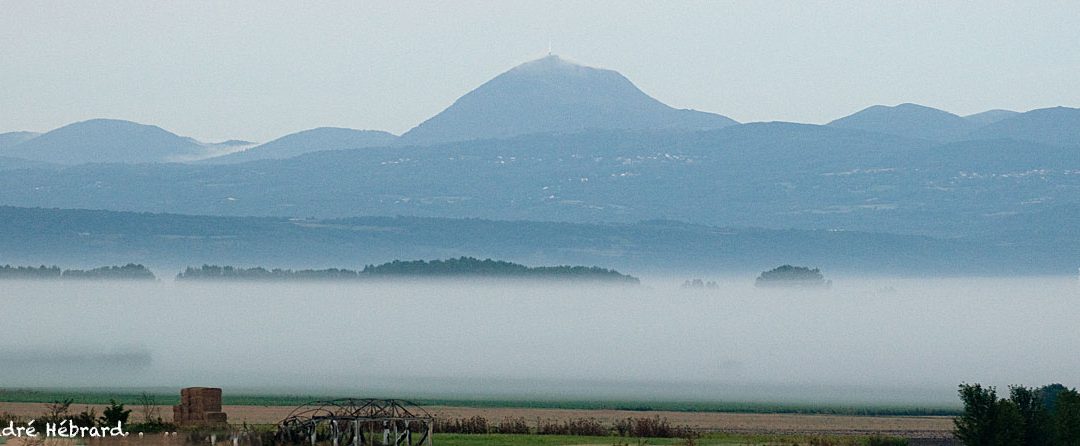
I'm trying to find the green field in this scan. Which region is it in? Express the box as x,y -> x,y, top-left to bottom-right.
0,388 -> 959,417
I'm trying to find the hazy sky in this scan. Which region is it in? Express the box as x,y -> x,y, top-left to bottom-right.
2,1 -> 1078,142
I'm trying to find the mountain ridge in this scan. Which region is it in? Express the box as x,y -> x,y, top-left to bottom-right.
0,124 -> 1075,243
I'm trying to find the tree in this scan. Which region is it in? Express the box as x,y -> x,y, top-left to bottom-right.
100,400 -> 131,427
956,383 -> 1080,446
137,392 -> 160,424
44,398 -> 72,419
1040,384 -> 1069,412
71,408 -> 97,428
955,383 -> 1001,446
993,400 -> 1024,446
1009,385 -> 1051,446
1054,388 -> 1080,446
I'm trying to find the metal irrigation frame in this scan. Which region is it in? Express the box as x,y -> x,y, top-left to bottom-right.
275,399 -> 434,446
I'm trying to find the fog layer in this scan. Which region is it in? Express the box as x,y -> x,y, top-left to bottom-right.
2,277 -> 1077,406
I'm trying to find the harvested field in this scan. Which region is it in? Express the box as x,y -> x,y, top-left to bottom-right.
0,401 -> 954,440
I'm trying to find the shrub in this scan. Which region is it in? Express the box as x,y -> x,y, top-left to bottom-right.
494,417 -> 530,434
865,435 -> 908,446
434,416 -> 489,434
613,416 -> 696,438
538,417 -> 608,436
100,400 -> 131,427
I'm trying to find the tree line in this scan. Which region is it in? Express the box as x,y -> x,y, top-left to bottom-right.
0,257 -> 638,283
0,263 -> 155,280
755,264 -> 831,288
176,257 -> 639,283
955,383 -> 1080,446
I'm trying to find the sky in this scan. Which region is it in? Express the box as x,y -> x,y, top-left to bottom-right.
2,1 -> 1078,142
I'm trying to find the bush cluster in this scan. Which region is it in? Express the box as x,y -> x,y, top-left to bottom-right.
433,415 -> 697,438
613,416 -> 697,438
433,415 -> 489,434
536,417 -> 608,436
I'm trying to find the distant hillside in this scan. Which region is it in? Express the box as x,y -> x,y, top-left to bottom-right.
0,206 -> 1074,275
1,119 -> 206,164
0,131 -> 40,150
963,109 -> 1019,127
0,156 -> 56,171
0,124 -> 1076,241
213,139 -> 256,147
966,106 -> 1080,147
207,127 -> 397,163
400,55 -> 737,145
828,103 -> 976,141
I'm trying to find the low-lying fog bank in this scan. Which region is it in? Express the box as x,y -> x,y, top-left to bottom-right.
2,277 -> 1077,407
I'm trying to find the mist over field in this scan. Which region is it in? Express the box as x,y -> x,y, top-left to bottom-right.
3,277 -> 1077,406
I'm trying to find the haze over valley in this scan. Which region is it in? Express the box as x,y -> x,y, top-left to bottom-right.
2,278 -> 1078,407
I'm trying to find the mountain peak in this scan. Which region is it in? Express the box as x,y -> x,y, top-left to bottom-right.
400,56 -> 736,144
510,54 -> 587,72
519,53 -> 567,65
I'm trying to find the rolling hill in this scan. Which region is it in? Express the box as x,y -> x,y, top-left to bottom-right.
0,131 -> 40,150
965,106 -> 1080,147
206,127 -> 398,163
828,103 -> 976,141
963,109 -> 1019,127
1,119 -> 207,164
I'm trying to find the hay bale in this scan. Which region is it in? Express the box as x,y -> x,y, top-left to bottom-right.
174,387 -> 227,426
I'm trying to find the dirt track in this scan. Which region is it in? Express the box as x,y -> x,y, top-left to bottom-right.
0,402 -> 954,439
